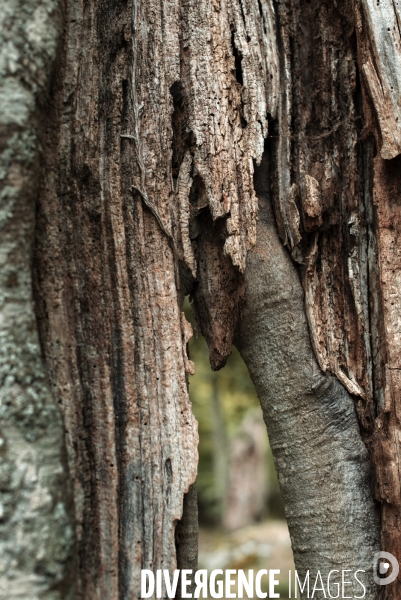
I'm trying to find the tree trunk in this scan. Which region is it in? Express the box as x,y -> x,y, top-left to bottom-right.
223,410 -> 268,532
236,153 -> 380,598
2,0 -> 401,598
0,1 -> 75,597
33,1 -> 198,596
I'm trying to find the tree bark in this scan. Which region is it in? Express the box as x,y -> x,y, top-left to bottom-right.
175,484 -> 198,599
236,152 -> 381,599
33,0 -> 198,596
33,0 -> 276,595
0,1 -> 75,598
2,0 -> 401,597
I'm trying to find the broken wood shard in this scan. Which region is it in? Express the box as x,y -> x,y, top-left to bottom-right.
132,0 -> 279,274
356,0 -> 401,159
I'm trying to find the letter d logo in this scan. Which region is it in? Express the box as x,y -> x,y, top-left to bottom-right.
373,551 -> 399,585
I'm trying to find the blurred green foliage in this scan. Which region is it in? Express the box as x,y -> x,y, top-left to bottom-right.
185,299 -> 285,524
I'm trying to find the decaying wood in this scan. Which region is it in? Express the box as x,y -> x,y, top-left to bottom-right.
34,1 -> 198,597
354,0 -> 401,160
32,2 -> 281,590
4,0 -> 401,596
253,2 -> 401,596
262,3 -> 401,597
191,209 -> 246,370
26,0 -> 283,593
175,483 -> 198,599
134,0 -> 281,367
271,0 -> 373,409
353,10 -> 401,589
0,1 -> 75,598
369,156 -> 401,600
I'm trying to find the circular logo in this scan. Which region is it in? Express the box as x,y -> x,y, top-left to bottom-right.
373,551 -> 399,585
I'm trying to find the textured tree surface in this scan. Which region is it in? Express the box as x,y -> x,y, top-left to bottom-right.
236,165 -> 381,598
33,0 -> 277,596
1,0 -> 401,598
262,2 -> 401,597
33,1 -> 198,597
0,1 -> 75,598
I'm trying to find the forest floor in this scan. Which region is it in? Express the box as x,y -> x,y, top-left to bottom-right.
198,519 -> 294,599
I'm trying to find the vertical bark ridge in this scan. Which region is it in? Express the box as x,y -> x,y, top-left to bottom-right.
24,0 -> 401,598
35,0 -> 198,597
354,0 -> 401,159
133,0 -> 281,367
259,4 -> 401,596
270,0 -> 374,411
267,3 -> 401,596
33,0 -> 284,593
175,483 -> 199,600
173,0 -> 281,368
369,155 -> 401,600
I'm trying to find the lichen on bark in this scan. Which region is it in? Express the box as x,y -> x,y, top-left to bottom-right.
4,0 -> 401,597
0,0 -> 75,597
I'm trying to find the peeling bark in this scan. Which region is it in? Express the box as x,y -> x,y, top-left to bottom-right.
263,3 -> 401,597
260,3 -> 401,596
354,0 -> 401,160
34,0 -> 198,597
369,155 -> 401,600
175,484 -> 198,600
270,0 -> 373,408
4,0 -> 401,596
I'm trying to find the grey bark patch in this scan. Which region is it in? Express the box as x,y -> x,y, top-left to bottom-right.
236,186 -> 381,599
0,0 -> 75,597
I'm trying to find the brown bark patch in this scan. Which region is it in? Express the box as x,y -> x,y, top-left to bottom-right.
34,0 -> 198,596
371,155 -> 401,600
191,208 -> 246,370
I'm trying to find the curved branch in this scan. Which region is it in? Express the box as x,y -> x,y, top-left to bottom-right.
236,156 -> 381,598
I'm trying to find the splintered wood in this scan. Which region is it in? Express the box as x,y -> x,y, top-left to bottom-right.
30,0 -> 401,597
34,0 -> 279,596
356,0 -> 401,159
270,2 -> 401,598
131,0 -> 279,273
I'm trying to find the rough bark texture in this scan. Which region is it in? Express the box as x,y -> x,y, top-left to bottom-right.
175,484 -> 198,600
271,0 -> 373,406
353,4 -> 401,595
369,155 -> 401,598
33,0 -> 283,594
182,0 -> 401,593
34,0 -> 199,597
0,1 -> 75,598
246,2 -> 401,597
176,0 -> 281,368
4,0 -> 401,596
355,0 -> 401,160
